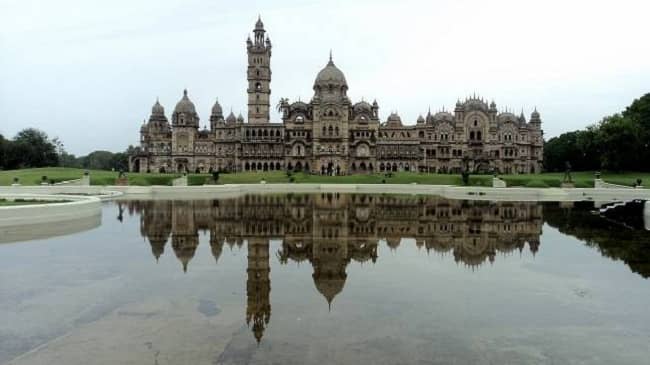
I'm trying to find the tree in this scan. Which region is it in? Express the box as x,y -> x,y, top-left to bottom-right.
622,93 -> 650,169
596,114 -> 640,171
0,134 -> 7,169
5,129 -> 59,169
81,150 -> 116,170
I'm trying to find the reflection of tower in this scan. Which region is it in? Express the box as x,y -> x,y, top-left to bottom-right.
171,201 -> 199,272
246,238 -> 271,343
139,201 -> 172,262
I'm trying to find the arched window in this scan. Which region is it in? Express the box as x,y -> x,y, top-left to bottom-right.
328,126 -> 333,136
477,131 -> 482,140
470,131 -> 475,140
335,126 -> 339,136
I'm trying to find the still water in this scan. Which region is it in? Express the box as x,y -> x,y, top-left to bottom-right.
1,193 -> 649,365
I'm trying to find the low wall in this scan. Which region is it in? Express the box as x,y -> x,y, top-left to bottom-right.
0,193 -> 102,228
594,179 -> 633,189
3,183 -> 650,203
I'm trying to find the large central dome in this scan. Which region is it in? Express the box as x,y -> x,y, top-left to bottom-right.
314,54 -> 347,89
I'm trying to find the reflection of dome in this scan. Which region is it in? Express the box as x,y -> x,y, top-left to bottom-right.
210,239 -> 224,264
313,273 -> 346,307
314,55 -> 347,89
174,89 -> 197,114
148,237 -> 167,261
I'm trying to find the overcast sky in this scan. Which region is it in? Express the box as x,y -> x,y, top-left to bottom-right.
1,0 -> 649,155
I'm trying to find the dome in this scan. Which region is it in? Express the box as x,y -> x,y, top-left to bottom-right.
463,97 -> 489,112
290,101 -> 308,112
314,55 -> 347,89
255,16 -> 264,30
211,99 -> 223,117
531,108 -> 540,120
433,111 -> 454,123
174,89 -> 197,114
386,112 -> 402,127
416,115 -> 425,124
497,112 -> 517,124
226,111 -> 237,124
151,99 -> 165,116
353,100 -> 372,114
237,113 -> 245,123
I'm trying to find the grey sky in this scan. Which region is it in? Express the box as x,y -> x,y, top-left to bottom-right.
1,0 -> 649,155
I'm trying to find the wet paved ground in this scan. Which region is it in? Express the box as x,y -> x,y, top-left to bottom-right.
1,195 -> 649,364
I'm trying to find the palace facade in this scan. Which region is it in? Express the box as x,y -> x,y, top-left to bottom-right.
130,18 -> 544,175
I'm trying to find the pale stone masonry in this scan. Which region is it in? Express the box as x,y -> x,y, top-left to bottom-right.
130,17 -> 544,175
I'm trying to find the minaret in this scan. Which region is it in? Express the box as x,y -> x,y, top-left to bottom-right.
247,16 -> 272,123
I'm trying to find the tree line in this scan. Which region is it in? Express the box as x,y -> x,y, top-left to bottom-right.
543,93 -> 650,172
0,128 -> 133,171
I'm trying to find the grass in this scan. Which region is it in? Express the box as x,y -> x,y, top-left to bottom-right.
0,198 -> 70,206
0,167 -> 648,188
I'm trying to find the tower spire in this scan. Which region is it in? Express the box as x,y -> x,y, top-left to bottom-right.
328,49 -> 333,65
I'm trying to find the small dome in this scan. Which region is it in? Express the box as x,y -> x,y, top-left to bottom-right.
463,97 -> 489,112
314,55 -> 347,89
226,111 -> 237,124
255,16 -> 264,30
290,101 -> 308,111
151,99 -> 164,116
497,112 -> 517,123
353,101 -> 372,114
417,115 -> 425,123
386,112 -> 402,127
531,108 -> 540,120
211,99 -> 223,117
433,111 -> 454,123
237,113 -> 245,123
174,89 -> 197,114
490,101 -> 497,110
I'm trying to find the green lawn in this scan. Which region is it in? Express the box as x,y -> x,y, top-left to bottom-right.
0,198 -> 70,206
0,167 -> 648,188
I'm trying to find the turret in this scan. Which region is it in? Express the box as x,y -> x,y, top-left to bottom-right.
530,107 -> 541,129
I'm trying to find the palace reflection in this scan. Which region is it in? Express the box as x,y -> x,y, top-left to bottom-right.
118,193 -> 543,342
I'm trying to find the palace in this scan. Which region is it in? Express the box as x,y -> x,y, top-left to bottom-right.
130,17 -> 544,175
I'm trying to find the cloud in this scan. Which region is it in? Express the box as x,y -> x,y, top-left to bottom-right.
1,0 -> 649,154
